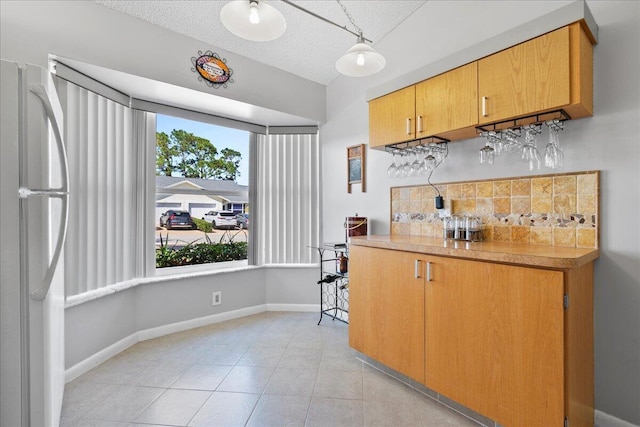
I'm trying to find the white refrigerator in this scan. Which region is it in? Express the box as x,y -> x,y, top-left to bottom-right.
1,60 -> 69,427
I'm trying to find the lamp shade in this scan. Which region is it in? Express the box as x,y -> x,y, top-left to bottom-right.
335,42 -> 386,77
220,0 -> 286,42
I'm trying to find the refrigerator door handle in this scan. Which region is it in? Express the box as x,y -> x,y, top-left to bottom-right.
28,83 -> 70,301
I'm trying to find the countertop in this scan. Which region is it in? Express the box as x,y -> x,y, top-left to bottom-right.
349,235 -> 599,269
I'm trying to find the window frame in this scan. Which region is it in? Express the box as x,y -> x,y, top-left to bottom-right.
151,119 -> 256,274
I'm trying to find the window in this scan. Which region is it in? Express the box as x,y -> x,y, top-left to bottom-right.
155,114 -> 251,269
55,60 -> 319,299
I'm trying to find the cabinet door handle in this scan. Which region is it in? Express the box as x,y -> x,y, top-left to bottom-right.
481,96 -> 488,117
417,115 -> 423,133
414,259 -> 422,279
406,118 -> 412,135
426,262 -> 432,282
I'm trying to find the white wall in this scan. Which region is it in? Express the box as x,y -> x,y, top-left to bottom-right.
265,267 -> 319,307
66,266 -> 317,370
321,1 -> 640,424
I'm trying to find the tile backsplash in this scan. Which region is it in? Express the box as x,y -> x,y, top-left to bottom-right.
390,171 -> 599,248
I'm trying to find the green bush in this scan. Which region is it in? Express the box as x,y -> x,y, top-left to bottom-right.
156,236 -> 247,268
193,217 -> 213,233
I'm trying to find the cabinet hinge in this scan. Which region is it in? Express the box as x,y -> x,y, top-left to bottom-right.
563,294 -> 569,309
564,416 -> 569,427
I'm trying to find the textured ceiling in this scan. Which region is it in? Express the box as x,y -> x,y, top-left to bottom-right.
92,0 -> 427,85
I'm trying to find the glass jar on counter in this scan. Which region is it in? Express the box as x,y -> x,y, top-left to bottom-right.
454,216 -> 466,240
465,216 -> 483,242
442,215 -> 483,242
443,216 -> 455,239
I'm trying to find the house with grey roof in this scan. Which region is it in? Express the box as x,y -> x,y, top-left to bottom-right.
155,176 -> 248,224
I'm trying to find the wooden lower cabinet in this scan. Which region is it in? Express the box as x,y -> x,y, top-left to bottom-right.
349,245 -> 594,427
349,245 -> 425,382
425,257 -> 565,427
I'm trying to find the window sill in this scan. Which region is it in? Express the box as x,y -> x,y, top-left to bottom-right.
154,259 -> 249,276
65,262 -> 260,309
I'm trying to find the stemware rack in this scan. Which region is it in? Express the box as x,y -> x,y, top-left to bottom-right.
475,109 -> 571,134
384,135 -> 449,154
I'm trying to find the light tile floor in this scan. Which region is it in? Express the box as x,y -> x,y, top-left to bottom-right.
61,312 -> 480,426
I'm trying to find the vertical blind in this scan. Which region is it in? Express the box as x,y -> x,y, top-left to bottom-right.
255,132 -> 320,264
57,80 -> 143,296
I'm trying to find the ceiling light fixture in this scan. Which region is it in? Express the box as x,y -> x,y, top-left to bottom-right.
220,0 -> 386,77
220,0 -> 286,42
281,0 -> 386,77
333,0 -> 386,77
335,31 -> 386,77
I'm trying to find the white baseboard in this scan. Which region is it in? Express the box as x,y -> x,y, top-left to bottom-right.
137,304 -> 268,341
65,303 -> 319,383
595,410 -> 639,427
267,303 -> 319,312
65,333 -> 138,383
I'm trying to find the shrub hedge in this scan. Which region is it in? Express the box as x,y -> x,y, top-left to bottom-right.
193,217 -> 213,233
156,240 -> 247,268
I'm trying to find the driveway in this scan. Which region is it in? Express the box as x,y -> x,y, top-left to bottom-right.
156,228 -> 248,248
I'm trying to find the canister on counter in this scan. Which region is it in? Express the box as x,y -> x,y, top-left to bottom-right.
345,215 -> 367,243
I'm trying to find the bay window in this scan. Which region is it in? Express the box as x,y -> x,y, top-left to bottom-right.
55,61 -> 319,301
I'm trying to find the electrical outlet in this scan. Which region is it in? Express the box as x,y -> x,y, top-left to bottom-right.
438,208 -> 451,218
212,291 -> 222,306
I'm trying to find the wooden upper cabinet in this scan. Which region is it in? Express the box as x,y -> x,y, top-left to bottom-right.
478,26 -> 571,124
416,62 -> 478,138
369,86 -> 415,148
477,22 -> 594,124
369,22 -> 593,147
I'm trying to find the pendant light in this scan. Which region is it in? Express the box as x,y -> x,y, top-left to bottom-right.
220,0 -> 286,42
335,31 -> 386,77
220,0 -> 386,77
334,0 -> 386,77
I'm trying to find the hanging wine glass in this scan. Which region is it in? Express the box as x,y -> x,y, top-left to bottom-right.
544,119 -> 564,169
502,128 -> 522,152
432,143 -> 446,164
489,131 -> 503,156
479,143 -> 495,165
521,124 -> 542,171
400,149 -> 412,178
425,151 -> 438,172
409,146 -> 423,177
479,132 -> 496,165
386,149 -> 401,178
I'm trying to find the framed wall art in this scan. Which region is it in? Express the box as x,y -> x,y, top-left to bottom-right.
347,144 -> 366,193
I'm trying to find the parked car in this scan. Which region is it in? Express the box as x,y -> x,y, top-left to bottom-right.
236,213 -> 249,229
207,211 -> 237,230
159,210 -> 196,230
202,211 -> 218,223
